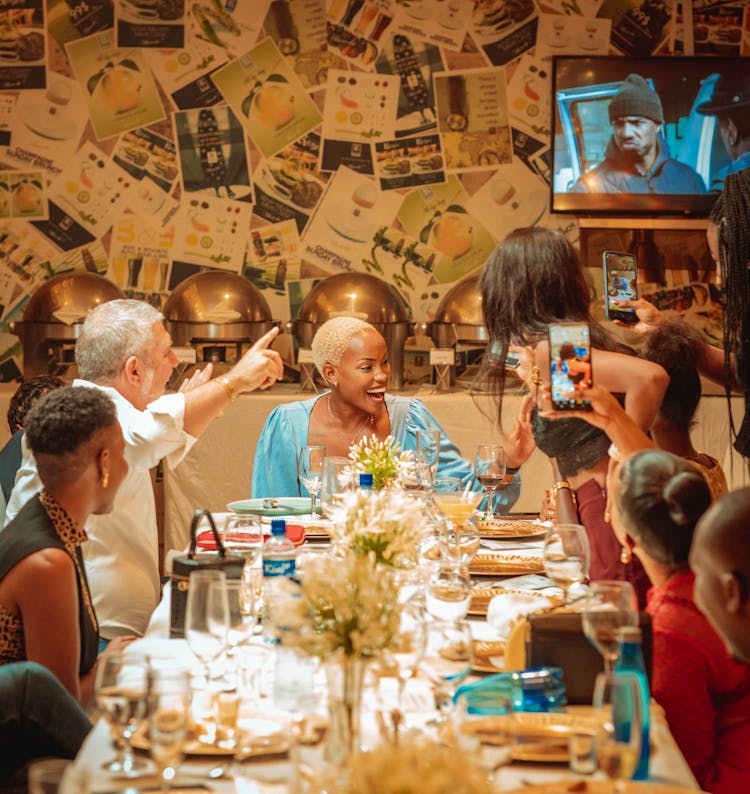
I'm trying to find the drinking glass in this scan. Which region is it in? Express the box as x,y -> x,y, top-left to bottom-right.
425,562 -> 472,621
473,444 -> 506,519
582,581 -> 638,674
453,690 -> 515,777
224,578 -> 256,657
415,429 -> 440,476
397,458 -> 434,494
297,445 -> 327,517
421,618 -> 474,724
320,455 -> 352,519
148,665 -> 191,793
95,653 -> 149,776
593,672 -> 643,794
185,570 -> 228,685
389,602 -> 426,704
431,478 -> 482,564
222,515 -> 263,569
542,523 -> 590,604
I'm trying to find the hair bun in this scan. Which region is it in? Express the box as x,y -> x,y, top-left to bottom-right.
663,470 -> 710,527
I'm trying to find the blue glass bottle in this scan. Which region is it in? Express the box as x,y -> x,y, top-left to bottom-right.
614,626 -> 650,780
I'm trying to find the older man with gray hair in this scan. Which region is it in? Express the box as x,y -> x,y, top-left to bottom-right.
6,299 -> 282,644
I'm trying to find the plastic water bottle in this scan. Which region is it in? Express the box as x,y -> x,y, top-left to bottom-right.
358,472 -> 374,490
261,518 -> 296,644
614,626 -> 650,780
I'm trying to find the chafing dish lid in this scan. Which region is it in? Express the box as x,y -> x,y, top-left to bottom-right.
21,272 -> 125,326
163,271 -> 272,323
432,273 -> 483,326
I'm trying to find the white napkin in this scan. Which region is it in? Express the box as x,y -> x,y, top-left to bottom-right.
486,591 -> 557,638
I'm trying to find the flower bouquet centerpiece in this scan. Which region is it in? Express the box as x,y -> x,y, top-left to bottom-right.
346,434 -> 412,491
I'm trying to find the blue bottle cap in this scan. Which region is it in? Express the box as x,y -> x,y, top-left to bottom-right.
359,472 -> 374,488
270,518 -> 286,535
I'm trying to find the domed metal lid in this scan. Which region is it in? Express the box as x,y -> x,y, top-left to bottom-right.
163,271 -> 272,323
22,272 -> 125,325
296,272 -> 411,325
433,273 -> 483,326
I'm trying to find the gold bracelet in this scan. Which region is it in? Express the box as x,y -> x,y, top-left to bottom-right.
217,376 -> 237,402
550,480 -> 576,504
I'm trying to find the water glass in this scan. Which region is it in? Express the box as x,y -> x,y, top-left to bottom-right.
421,618 -> 474,724
224,578 -> 256,657
453,690 -> 515,776
222,515 -> 263,567
185,570 -> 228,685
425,563 -> 472,621
582,581 -> 638,673
320,455 -> 352,518
298,445 -> 327,516
147,665 -> 191,793
415,428 -> 440,475
542,523 -> 590,604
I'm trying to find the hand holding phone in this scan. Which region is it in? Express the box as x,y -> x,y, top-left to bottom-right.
603,251 -> 638,324
548,322 -> 593,411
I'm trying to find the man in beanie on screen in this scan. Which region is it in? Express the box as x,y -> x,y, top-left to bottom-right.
573,73 -> 705,194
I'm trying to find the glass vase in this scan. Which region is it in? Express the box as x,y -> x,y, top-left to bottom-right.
324,653 -> 367,766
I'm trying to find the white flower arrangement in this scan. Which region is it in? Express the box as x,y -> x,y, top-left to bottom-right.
346,434 -> 412,490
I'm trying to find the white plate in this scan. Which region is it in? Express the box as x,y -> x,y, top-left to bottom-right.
227,497 -> 313,517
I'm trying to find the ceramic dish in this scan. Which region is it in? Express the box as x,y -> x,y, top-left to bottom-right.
227,497 -> 313,517
503,781 -> 708,793
478,519 -> 551,540
469,587 -> 562,617
469,553 -> 544,577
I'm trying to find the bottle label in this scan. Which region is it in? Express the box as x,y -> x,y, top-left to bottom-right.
263,559 -> 295,577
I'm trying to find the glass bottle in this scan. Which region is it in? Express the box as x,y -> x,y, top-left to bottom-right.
614,626 -> 650,780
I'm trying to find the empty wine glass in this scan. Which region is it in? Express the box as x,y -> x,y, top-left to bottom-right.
320,455 -> 352,519
582,581 -> 638,674
593,672 -> 643,794
473,443 -> 506,519
453,689 -> 515,777
297,444 -> 326,517
415,429 -> 440,475
222,515 -> 263,570
224,578 -> 256,656
421,618 -> 474,725
185,570 -> 228,686
148,664 -> 191,793
95,653 -> 149,776
542,523 -> 591,604
425,562 -> 472,621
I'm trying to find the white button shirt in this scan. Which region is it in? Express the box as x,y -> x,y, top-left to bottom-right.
5,380 -> 196,638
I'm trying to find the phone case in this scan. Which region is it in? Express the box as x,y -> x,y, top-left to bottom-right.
603,251 -> 638,324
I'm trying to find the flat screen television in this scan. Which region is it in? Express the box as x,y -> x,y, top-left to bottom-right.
551,56 -> 740,216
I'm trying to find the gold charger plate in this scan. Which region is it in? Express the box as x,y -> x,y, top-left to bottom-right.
469,587 -> 563,617
512,712 -> 597,763
469,553 -> 544,577
472,639 -> 505,672
503,782 -> 708,794
479,519 -> 550,539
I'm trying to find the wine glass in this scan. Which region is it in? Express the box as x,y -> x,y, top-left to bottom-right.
421,618 -> 474,724
148,664 -> 191,793
320,455 -> 352,519
593,672 -> 643,794
222,515 -> 264,570
397,458 -> 434,494
582,581 -> 638,674
95,653 -> 149,776
542,523 -> 591,604
297,444 -> 326,517
425,562 -> 472,621
185,570 -> 229,687
473,444 -> 506,519
431,478 -> 482,564
224,578 -> 256,657
415,429 -> 440,476
453,689 -> 515,777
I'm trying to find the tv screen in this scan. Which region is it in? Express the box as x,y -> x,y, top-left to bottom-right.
551,56 -> 741,216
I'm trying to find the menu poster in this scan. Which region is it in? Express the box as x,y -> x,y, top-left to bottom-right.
374,133 -> 445,191
598,0 -> 674,55
244,218 -> 302,296
213,38 -> 322,159
397,175 -> 494,283
47,0 -> 114,50
692,0 -> 744,55
0,91 -> 14,145
537,0 -> 604,14
470,0 -> 538,66
320,138 -> 374,174
0,330 -> 22,382
325,2 -> 394,71
4,74 -> 87,179
145,46 -> 227,109
188,0 -> 270,59
109,212 -> 174,293
116,0 -> 186,49
511,125 -> 548,174
172,194 -> 252,271
0,0 -> 46,90
374,34 -> 443,140
252,132 -> 326,234
505,54 -> 551,140
287,276 -> 321,322
434,67 -> 512,173
0,169 -> 49,220
66,30 -> 166,141
536,12 -> 611,55
301,165 -> 401,275
391,0 -> 474,52
31,198 -> 95,250
0,220 -> 58,319
48,238 -> 109,276
173,106 -> 252,203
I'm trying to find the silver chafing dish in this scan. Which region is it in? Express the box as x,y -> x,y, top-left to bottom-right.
163,271 -> 279,380
292,272 -> 413,390
10,272 -> 125,379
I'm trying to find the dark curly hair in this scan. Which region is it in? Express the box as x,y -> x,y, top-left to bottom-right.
616,449 -> 711,568
7,375 -> 64,434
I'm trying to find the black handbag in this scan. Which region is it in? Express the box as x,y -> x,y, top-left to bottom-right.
169,509 -> 245,639
526,610 -> 653,704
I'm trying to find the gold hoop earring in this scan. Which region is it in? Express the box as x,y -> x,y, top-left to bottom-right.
101,471 -> 109,489
620,546 -> 631,565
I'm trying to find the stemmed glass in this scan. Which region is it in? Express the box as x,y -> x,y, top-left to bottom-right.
593,672 -> 643,794
582,581 -> 638,674
421,618 -> 474,725
542,523 -> 591,605
431,477 -> 482,564
95,653 -> 149,776
453,689 -> 515,777
320,455 -> 352,519
425,562 -> 472,621
397,458 -> 434,494
185,570 -> 229,687
297,444 -> 327,517
415,429 -> 440,476
148,664 -> 191,793
222,515 -> 263,571
473,444 -> 506,519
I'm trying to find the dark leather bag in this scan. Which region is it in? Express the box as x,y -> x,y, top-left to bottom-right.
169,509 -> 245,638
526,610 -> 653,704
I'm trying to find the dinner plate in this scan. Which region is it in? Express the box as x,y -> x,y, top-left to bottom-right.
227,497 -> 313,517
469,587 -> 562,617
511,712 -> 597,763
478,518 -> 550,540
469,553 -> 544,577
503,782 -> 708,793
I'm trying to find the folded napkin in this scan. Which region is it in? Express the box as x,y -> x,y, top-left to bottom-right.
486,590 -> 559,639
196,523 -> 306,550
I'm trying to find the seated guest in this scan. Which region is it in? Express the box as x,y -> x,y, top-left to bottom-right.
691,487 -> 750,666
0,386 -> 131,705
0,661 -> 92,784
613,450 -> 750,793
253,316 -> 526,505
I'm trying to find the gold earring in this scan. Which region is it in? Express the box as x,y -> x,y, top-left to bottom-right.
620,546 -> 631,565
101,471 -> 109,489
604,509 -> 611,523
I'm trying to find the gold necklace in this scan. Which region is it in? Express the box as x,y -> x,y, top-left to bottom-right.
327,394 -> 374,442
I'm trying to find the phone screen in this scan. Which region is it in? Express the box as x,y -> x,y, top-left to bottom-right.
549,322 -> 593,411
603,251 -> 638,324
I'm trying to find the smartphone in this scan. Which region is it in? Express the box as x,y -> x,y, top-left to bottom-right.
548,322 -> 593,411
504,352 -> 521,369
603,251 -> 638,324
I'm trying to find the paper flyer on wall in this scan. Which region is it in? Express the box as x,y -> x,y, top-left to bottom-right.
598,0 -> 674,55
0,220 -> 58,320
47,0 -> 114,50
692,0 -> 744,55
0,91 -> 14,145
187,0 -> 269,59
325,0 -> 393,71
173,106 -> 252,203
0,169 -> 48,220
391,0 -> 474,52
434,67 -> 513,173
0,0 -> 46,90
4,74 -> 87,179
109,212 -> 174,295
30,199 -> 95,250
505,54 -> 552,140
66,29 -> 166,140
535,12 -> 611,55
48,239 -> 109,276
116,0 -> 185,48
213,38 -> 322,159
0,329 -> 22,382
300,165 -> 401,275
374,133 -> 445,190
243,218 -> 301,296
469,0 -> 539,66
396,175 -> 494,283
144,46 -> 227,110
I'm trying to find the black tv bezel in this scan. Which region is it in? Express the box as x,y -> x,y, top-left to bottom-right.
549,55 -> 735,218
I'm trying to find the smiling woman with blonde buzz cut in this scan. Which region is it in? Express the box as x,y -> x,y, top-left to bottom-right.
252,316 -> 525,503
